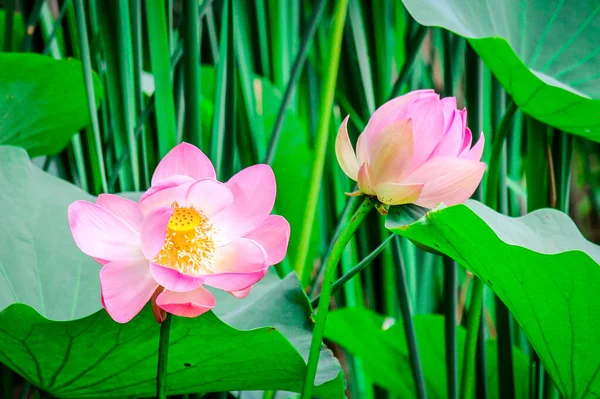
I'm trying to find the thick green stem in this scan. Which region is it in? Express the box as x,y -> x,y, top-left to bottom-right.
460,277 -> 485,399
293,0 -> 349,285
311,234 -> 393,306
300,196 -> 375,399
444,256 -> 458,399
157,313 -> 172,399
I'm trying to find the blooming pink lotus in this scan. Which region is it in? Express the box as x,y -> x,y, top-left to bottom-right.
336,89 -> 485,208
68,143 -> 290,323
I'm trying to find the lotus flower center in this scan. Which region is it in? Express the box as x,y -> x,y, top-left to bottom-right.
154,202 -> 216,276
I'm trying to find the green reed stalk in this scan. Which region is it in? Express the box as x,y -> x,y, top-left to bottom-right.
146,0 -> 177,157
301,196 -> 375,399
182,0 -> 202,148
392,236 -> 427,399
444,256 -> 458,399
265,0 -> 328,166
460,277 -> 484,399
389,25 -> 427,99
3,0 -> 15,51
116,0 -> 140,191
210,0 -> 235,180
294,0 -> 349,285
74,0 -> 108,193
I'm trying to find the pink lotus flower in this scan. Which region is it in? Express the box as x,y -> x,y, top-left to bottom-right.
68,143 -> 290,323
336,90 -> 485,208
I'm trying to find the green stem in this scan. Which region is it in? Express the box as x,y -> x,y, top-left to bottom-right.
2,0 -> 15,52
146,0 -> 177,157
557,132 -> 573,213
294,0 -> 349,284
182,0 -> 202,147
300,196 -> 375,399
74,0 -> 108,193
264,0 -> 328,166
484,100 -> 517,207
393,237 -> 427,399
311,233 -> 393,306
444,256 -> 458,399
157,313 -> 172,399
42,0 -> 69,56
116,0 -> 140,191
460,277 -> 485,399
130,0 -> 150,187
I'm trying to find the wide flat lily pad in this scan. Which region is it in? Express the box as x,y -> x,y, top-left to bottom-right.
0,146 -> 344,398
402,0 -> 600,141
0,53 -> 103,156
387,200 -> 600,398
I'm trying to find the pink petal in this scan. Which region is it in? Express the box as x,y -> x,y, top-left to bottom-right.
152,142 -> 215,185
185,179 -> 234,217
230,287 -> 252,298
402,157 -> 486,208
99,260 -> 158,323
202,238 -> 268,291
140,207 -> 173,260
374,183 -> 424,205
150,262 -> 205,292
407,95 -> 445,169
140,175 -> 195,203
244,215 -> 290,266
335,116 -> 359,181
440,96 -> 457,115
68,201 -> 143,262
156,286 -> 216,318
139,181 -> 192,216
459,127 -> 473,154
357,162 -> 375,195
356,134 -> 368,166
430,109 -> 464,158
460,133 -> 485,162
211,164 -> 276,239
96,194 -> 144,231
368,120 -> 415,185
364,90 -> 436,137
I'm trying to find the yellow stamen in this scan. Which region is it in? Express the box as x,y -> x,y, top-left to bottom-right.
154,202 -> 217,275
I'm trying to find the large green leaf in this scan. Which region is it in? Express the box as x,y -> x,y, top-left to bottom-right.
386,200 -> 600,398
402,0 -> 600,141
0,53 -> 103,156
0,146 -> 344,398
325,309 -> 528,398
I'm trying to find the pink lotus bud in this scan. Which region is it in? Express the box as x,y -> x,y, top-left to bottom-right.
336,90 -> 486,208
69,143 -> 290,323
